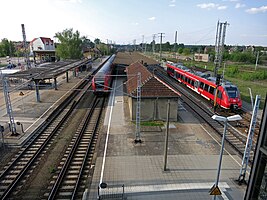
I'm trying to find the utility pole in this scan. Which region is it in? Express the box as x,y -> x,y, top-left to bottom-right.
214,21 -> 228,78
3,78 -> 17,136
255,51 -> 259,70
213,21 -> 228,111
174,31 -> 177,53
142,35 -> 144,52
21,24 -> 30,70
133,39 -> 136,51
152,34 -> 156,54
163,100 -> 170,171
135,72 -> 141,143
158,33 -> 165,64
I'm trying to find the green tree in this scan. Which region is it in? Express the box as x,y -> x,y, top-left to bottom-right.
55,28 -> 84,59
183,48 -> 191,55
0,38 -> 16,57
82,38 -> 94,49
178,47 -> 183,54
94,38 -> 100,45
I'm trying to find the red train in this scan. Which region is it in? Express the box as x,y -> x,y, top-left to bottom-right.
92,54 -> 116,95
166,61 -> 242,110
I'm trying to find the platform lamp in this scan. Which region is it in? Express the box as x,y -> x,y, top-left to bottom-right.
211,114 -> 242,199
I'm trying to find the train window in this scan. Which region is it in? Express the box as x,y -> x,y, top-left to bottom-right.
185,77 -> 188,83
191,80 -> 195,86
226,87 -> 238,98
204,84 -> 209,91
218,90 -> 222,99
188,78 -> 191,85
209,87 -> 215,94
181,75 -> 184,81
167,67 -> 174,74
96,81 -> 104,89
200,82 -> 204,89
194,81 -> 199,88
176,72 -> 179,79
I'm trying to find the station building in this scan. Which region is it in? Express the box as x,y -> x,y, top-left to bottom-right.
125,62 -> 180,121
30,37 -> 56,63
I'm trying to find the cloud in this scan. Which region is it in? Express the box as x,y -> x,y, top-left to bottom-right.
197,3 -> 218,9
132,22 -> 139,26
241,34 -> 267,38
196,3 -> 227,10
218,6 -> 227,10
56,0 -> 82,3
148,16 -> 156,21
169,0 -> 175,7
246,6 -> 267,14
235,3 -> 245,9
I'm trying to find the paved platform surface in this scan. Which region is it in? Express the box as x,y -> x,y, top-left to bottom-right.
86,76 -> 248,200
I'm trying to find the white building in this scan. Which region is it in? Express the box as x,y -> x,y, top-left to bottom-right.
194,53 -> 209,62
30,37 -> 56,62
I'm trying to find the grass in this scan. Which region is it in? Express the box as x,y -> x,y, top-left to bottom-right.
48,166 -> 56,174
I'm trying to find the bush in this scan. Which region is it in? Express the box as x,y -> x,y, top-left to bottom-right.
225,66 -> 239,77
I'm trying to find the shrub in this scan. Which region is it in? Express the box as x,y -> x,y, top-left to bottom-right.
226,66 -> 239,77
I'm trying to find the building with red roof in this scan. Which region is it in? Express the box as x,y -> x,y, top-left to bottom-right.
30,37 -> 56,63
126,61 -> 180,121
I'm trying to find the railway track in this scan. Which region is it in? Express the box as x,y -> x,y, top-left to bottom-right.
0,58 -> 110,199
148,65 -> 256,161
0,85 -> 90,199
44,96 -> 105,199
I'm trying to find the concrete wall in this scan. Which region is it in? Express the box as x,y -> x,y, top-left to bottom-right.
128,97 -> 179,121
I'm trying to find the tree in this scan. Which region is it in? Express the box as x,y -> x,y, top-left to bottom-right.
178,47 -> 183,54
94,38 -> 100,45
183,48 -> 191,55
82,38 -> 94,49
55,28 -> 84,59
0,38 -> 16,57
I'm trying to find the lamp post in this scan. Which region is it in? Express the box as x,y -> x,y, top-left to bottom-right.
211,114 -> 242,199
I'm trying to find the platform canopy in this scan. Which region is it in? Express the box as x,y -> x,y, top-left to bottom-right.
6,59 -> 90,81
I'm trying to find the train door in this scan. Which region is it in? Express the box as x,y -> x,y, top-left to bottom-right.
216,89 -> 222,107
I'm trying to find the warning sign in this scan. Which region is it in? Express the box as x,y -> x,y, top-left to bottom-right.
209,185 -> 222,195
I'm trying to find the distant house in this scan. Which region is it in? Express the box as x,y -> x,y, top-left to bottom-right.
126,62 -> 180,121
30,37 -> 56,62
204,46 -> 214,54
194,53 -> 209,62
83,47 -> 101,59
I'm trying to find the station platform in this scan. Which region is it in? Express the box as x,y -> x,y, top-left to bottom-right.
0,58 -> 107,147
86,76 -> 248,199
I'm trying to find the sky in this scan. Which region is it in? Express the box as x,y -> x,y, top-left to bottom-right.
0,0 -> 266,46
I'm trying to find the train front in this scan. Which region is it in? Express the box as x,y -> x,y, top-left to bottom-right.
92,72 -> 110,95
222,85 -> 242,110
